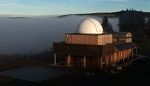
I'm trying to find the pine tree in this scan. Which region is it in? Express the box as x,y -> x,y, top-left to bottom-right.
101,14 -> 113,33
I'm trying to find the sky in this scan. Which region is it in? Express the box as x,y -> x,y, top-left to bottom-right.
0,0 -> 149,16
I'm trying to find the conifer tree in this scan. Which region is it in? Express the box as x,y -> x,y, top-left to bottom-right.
101,14 -> 113,33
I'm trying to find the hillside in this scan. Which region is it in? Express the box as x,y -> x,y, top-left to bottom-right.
58,10 -> 150,18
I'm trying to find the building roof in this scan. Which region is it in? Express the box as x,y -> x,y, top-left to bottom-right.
65,32 -> 110,35
113,32 -> 132,38
77,18 -> 103,34
114,42 -> 136,51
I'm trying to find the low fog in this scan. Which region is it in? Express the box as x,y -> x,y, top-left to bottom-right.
0,15 -> 119,54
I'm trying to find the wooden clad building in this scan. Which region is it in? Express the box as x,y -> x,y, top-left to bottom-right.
53,18 -> 137,70
113,32 -> 132,43
53,33 -> 137,69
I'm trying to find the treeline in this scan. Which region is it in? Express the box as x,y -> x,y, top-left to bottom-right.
119,9 -> 150,41
58,9 -> 150,18
101,9 -> 150,41
119,9 -> 145,32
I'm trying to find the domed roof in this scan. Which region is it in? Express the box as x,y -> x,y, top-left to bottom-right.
77,18 -> 103,34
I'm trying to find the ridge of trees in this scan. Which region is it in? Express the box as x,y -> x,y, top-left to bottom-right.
119,9 -> 145,33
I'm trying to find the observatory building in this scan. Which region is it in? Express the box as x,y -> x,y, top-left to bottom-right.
53,18 -> 137,70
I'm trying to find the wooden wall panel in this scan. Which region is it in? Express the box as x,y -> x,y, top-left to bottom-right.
53,43 -> 103,57
65,34 -> 112,45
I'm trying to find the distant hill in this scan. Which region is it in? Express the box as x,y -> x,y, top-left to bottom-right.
57,10 -> 150,18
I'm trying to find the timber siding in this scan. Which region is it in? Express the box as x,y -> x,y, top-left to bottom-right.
53,33 -> 137,70
53,42 -> 137,69
53,43 -> 114,57
65,34 -> 112,45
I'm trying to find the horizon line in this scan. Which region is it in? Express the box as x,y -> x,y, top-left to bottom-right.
0,10 -> 149,17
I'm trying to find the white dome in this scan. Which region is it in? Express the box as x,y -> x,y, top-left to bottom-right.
77,18 -> 103,34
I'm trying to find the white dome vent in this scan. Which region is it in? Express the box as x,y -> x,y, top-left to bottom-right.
77,18 -> 103,34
